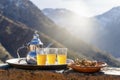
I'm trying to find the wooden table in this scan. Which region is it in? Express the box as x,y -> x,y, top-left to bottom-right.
0,64 -> 120,80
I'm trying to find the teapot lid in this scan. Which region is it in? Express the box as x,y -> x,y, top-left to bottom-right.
30,31 -> 43,45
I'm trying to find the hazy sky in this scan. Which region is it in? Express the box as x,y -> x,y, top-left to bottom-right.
30,0 -> 120,17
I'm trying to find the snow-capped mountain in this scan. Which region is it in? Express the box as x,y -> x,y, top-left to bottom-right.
0,0 -> 29,10
96,6 -> 120,27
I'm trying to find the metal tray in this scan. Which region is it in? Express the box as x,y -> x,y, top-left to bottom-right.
6,58 -> 73,70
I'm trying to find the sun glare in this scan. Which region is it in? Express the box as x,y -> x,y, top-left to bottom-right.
66,0 -> 93,17
63,0 -> 96,43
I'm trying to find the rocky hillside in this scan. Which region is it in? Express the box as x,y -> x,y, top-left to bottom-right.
0,0 -> 120,67
0,43 -> 12,63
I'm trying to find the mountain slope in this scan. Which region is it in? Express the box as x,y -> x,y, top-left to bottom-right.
0,1 -> 100,59
0,43 -> 12,63
0,0 -> 120,66
94,6 -> 120,58
0,13 -> 82,60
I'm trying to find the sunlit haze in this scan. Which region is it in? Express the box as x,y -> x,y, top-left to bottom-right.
30,0 -> 120,17
30,0 -> 120,44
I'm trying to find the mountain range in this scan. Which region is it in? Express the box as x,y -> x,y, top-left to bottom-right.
42,7 -> 120,59
0,0 -> 120,67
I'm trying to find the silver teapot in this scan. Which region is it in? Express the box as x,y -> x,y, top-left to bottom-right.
17,31 -> 43,64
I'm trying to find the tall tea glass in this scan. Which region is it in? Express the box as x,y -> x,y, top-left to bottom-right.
36,48 -> 47,65
57,48 -> 67,64
47,48 -> 57,65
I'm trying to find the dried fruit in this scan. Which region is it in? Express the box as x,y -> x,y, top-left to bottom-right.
74,59 -> 97,67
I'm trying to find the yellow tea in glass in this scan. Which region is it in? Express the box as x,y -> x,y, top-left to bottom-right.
57,48 -> 67,64
47,48 -> 57,65
47,54 -> 56,64
37,54 -> 46,65
36,48 -> 46,65
57,54 -> 67,64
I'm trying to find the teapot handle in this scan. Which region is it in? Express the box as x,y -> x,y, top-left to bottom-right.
17,44 -> 28,58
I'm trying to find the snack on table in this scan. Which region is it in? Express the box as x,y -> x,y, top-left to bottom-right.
74,59 -> 97,67
69,58 -> 107,73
